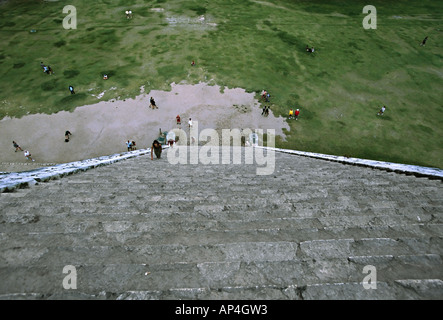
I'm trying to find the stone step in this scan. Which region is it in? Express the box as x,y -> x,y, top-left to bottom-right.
3,199 -> 441,219
2,278 -> 441,300
1,241 -> 298,266
1,203 -> 441,237
33,177 -> 440,189
1,212 -> 427,230
1,208 -> 440,236
4,179 -> 439,199
1,233 -> 441,267
1,254 -> 441,295
302,278 -> 443,300
299,237 -> 443,259
4,191 -> 440,208
3,203 -> 439,227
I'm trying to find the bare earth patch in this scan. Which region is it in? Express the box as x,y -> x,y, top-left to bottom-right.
0,82 -> 289,172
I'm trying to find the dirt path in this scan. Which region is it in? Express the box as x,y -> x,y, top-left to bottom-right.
0,82 -> 289,172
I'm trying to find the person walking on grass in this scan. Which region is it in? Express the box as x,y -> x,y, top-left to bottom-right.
377,106 -> 386,116
420,36 -> 428,46
24,150 -> 35,161
151,140 -> 162,160
306,45 -> 315,53
13,141 -> 23,152
261,90 -> 267,101
295,109 -> 300,120
69,86 -> 75,94
289,109 -> 294,119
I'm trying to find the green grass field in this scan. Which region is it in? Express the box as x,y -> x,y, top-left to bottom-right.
0,0 -> 442,168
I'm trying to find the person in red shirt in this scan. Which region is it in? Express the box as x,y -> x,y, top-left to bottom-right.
261,90 -> 267,100
176,115 -> 181,125
295,109 -> 300,120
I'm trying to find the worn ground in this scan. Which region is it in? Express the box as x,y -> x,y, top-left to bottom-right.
0,82 -> 288,172
0,0 -> 441,168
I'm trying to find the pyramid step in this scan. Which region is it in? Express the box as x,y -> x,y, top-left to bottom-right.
1,255 -> 441,295
299,237 -> 443,259
1,232 -> 441,267
9,278 -> 439,300
1,223 -> 441,249
0,209 -> 440,235
302,278 -> 443,300
0,241 -> 298,267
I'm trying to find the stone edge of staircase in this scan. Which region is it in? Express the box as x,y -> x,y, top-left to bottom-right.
0,147 -> 169,193
259,147 -> 443,181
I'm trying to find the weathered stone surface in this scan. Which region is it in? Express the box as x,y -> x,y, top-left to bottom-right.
0,148 -> 442,299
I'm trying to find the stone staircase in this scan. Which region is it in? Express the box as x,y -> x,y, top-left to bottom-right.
0,147 -> 442,299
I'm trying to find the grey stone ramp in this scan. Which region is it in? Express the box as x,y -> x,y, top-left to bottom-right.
0,147 -> 442,300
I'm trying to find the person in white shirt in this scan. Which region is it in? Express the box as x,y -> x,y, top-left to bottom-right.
24,150 -> 35,161
377,106 -> 386,116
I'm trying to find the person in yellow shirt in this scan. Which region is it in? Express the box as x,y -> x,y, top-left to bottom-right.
289,109 -> 294,119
